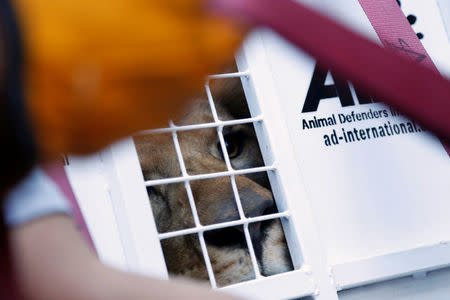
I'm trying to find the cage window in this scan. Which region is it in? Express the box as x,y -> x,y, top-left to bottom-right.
128,66 -> 298,293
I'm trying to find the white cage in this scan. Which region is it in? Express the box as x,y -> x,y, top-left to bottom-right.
65,1 -> 450,299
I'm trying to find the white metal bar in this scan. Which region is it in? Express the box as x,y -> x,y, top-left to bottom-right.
170,121 -> 218,285
139,117 -> 263,135
229,175 -> 246,222
198,232 -> 218,288
216,126 -> 234,170
169,121 -> 201,226
243,222 -> 263,279
205,82 -> 220,122
208,71 -> 250,79
170,122 -> 201,228
205,73 -> 264,286
183,181 -> 201,227
227,174 -> 264,279
144,165 -> 276,186
208,69 -> 264,278
331,242 -> 450,291
216,125 -> 263,278
170,122 -> 188,177
214,125 -> 248,229
158,212 -> 290,240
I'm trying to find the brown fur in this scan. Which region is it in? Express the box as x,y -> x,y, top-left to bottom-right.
134,78 -> 292,286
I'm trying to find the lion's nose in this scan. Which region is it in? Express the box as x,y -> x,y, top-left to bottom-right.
238,188 -> 276,218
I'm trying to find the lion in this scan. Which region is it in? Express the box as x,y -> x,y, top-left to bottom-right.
133,77 -> 293,287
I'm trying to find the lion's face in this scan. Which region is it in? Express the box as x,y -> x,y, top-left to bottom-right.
134,78 -> 292,286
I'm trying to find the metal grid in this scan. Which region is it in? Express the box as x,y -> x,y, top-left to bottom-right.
135,71 -> 292,288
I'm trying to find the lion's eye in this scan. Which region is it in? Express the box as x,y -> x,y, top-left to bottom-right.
219,133 -> 242,160
225,139 -> 239,158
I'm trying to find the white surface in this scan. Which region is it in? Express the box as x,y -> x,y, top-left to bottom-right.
257,0 -> 450,267
339,267 -> 450,300
240,0 -> 450,298
331,242 -> 450,290
437,0 -> 450,41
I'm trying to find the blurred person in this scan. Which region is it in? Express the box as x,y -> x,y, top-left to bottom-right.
0,0 -> 248,299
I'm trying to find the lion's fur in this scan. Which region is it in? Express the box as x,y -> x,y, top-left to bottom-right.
134,78 -> 292,286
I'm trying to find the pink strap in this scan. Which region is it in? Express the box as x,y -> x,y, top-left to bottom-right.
358,0 -> 437,71
44,162 -> 96,251
357,0 -> 449,154
210,0 -> 450,152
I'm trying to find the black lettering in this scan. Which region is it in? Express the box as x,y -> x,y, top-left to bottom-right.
384,123 -> 391,136
302,65 -> 355,112
302,119 -> 310,129
373,110 -> 380,118
407,122 -> 414,133
365,128 -> 371,139
347,130 -> 355,142
317,118 -> 328,127
388,122 -> 394,135
393,124 -> 400,134
331,129 -> 339,145
371,127 -> 379,138
353,128 -> 361,141
400,123 -> 407,134
342,128 -> 348,143
379,126 -> 386,137
360,129 -> 367,140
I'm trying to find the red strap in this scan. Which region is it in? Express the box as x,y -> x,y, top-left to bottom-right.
210,0 -> 450,151
44,162 -> 96,251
